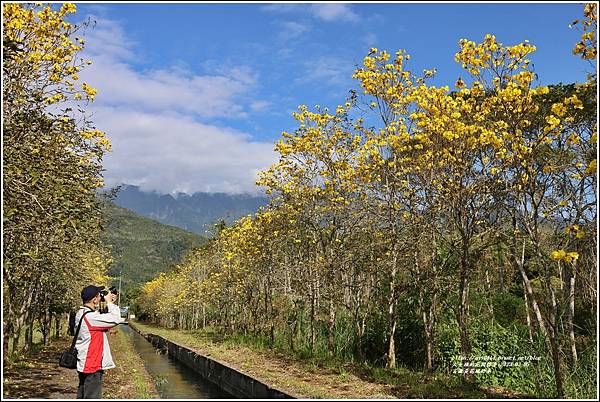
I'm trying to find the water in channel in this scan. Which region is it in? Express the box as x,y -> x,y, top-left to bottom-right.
119,324 -> 234,399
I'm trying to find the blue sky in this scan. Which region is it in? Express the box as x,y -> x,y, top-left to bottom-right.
68,2 -> 591,194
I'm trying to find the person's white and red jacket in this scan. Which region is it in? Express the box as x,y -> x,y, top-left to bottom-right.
74,303 -> 125,373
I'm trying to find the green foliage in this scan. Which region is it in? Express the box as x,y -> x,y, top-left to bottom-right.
564,342 -> 597,399
394,296 -> 427,369
434,310 -> 598,398
492,292 -> 526,327
100,202 -> 206,290
436,317 -> 532,387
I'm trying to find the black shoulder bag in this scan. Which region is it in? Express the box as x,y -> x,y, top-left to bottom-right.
59,309 -> 92,369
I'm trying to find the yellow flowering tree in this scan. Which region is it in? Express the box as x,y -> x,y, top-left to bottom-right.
257,103 -> 364,353
3,3 -> 111,358
134,4 -> 596,397
450,16 -> 596,395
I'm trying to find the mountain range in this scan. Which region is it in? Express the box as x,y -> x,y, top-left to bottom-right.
101,202 -> 205,290
111,184 -> 269,235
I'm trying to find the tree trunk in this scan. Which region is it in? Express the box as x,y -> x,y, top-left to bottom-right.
11,331 -> 21,355
522,275 -> 547,334
327,298 -> 335,355
417,276 -> 435,371
8,283 -> 35,356
416,243 -> 438,372
498,244 -> 505,293
523,280 -> 534,344
548,276 -> 564,397
289,308 -> 297,352
386,315 -> 397,369
485,266 -> 494,317
3,320 -> 12,363
4,290 -> 16,363
457,244 -> 471,364
11,309 -> 28,355
41,309 -> 52,345
310,291 -> 316,354
527,226 -> 566,398
54,314 -> 61,339
310,266 -> 317,354
566,263 -> 577,366
354,286 -> 366,361
23,313 -> 34,354
512,238 -> 549,339
424,308 -> 434,371
355,318 -> 364,361
386,243 -> 398,369
192,305 -> 197,330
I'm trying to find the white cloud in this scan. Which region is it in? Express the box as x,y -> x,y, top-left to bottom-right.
249,100 -> 272,112
262,3 -> 359,23
80,16 -> 135,61
75,15 -> 276,194
363,32 -> 378,48
96,107 -> 277,194
79,18 -> 257,119
279,21 -> 311,40
260,4 -> 303,14
310,4 -> 359,22
81,59 -> 255,118
298,56 -> 354,87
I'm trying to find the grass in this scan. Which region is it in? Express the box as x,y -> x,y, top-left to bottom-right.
105,327 -> 159,399
5,321 -> 47,359
364,365 -> 489,398
130,320 -> 521,399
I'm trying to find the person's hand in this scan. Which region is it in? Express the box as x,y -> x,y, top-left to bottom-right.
105,292 -> 116,304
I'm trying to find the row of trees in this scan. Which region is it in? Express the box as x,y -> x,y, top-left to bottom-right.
3,4 -> 111,358
137,4 -> 597,398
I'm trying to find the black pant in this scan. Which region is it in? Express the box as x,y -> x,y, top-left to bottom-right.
77,370 -> 103,399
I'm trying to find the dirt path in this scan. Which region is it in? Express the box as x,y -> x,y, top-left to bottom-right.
4,337 -> 79,399
3,328 -> 158,399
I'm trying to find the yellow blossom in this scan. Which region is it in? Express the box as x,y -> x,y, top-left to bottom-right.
551,249 -> 566,260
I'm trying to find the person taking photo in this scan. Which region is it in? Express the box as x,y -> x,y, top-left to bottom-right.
75,285 -> 125,399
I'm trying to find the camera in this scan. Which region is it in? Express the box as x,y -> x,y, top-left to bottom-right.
98,286 -> 119,314
99,286 -> 118,303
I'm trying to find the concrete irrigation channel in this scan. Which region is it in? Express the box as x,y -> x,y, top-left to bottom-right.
126,322 -> 295,399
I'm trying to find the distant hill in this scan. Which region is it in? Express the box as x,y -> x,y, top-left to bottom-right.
111,184 -> 268,235
101,202 -> 205,289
